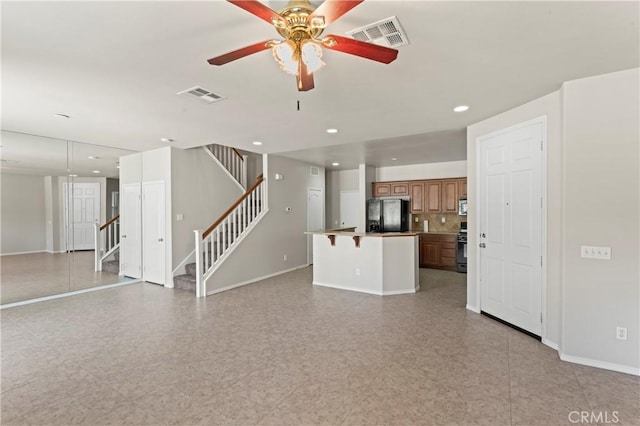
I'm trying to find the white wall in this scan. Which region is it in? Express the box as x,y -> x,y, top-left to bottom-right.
325,169 -> 359,228
206,155 -> 325,292
358,164 -> 375,232
467,67 -> 639,374
467,91 -> 563,347
0,174 -> 46,254
171,147 -> 242,271
561,68 -> 639,372
376,160 -> 468,181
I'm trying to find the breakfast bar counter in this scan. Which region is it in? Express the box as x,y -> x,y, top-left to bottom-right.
306,231 -> 419,296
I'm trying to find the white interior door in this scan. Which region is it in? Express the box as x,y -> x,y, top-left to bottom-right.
479,119 -> 543,336
307,188 -> 323,264
143,181 -> 165,285
64,182 -> 100,251
339,190 -> 360,231
122,183 -> 142,279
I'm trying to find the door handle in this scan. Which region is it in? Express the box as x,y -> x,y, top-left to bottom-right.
479,243 -> 486,248
158,238 -> 164,242
481,233 -> 486,238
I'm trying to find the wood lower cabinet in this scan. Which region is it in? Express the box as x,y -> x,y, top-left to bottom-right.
420,233 -> 457,271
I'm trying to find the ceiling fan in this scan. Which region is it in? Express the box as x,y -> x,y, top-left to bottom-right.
207,0 -> 399,91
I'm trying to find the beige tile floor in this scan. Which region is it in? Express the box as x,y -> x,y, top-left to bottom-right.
0,251 -> 123,304
1,267 -> 638,425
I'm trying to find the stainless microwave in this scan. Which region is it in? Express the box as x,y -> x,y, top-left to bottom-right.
458,198 -> 468,216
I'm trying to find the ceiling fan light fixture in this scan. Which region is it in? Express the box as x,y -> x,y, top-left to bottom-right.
301,40 -> 324,73
273,40 -> 298,75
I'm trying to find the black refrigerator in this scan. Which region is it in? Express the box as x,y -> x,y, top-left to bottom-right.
367,199 -> 409,232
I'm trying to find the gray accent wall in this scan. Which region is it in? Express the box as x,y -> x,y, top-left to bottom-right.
206,155 -> 325,292
0,173 -> 46,254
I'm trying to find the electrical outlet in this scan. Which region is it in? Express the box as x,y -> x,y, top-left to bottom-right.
616,327 -> 627,341
414,216 -> 419,223
283,254 -> 287,261
355,268 -> 360,276
441,216 -> 446,224
581,245 -> 612,260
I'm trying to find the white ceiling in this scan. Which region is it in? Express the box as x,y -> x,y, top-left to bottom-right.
1,1 -> 638,170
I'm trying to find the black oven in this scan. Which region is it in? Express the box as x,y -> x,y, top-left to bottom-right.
457,222 -> 467,273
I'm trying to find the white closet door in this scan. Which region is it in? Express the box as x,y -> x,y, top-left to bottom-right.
142,181 -> 165,285
122,183 -> 142,279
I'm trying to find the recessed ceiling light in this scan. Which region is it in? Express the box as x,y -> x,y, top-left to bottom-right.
252,141 -> 263,146
116,165 -> 120,169
453,105 -> 469,112
68,174 -> 78,177
92,170 -> 100,174
391,157 -> 398,161
326,128 -> 339,134
54,113 -> 70,119
160,137 -> 174,143
331,162 -> 340,166
88,156 -> 100,160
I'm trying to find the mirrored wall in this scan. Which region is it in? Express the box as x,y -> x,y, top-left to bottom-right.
0,130 -> 135,305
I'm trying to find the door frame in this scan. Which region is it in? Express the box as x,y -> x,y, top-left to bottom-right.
475,115 -> 548,340
307,187 -> 324,265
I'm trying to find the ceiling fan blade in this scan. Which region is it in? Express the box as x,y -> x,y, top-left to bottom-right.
310,0 -> 363,27
297,62 -> 314,92
322,34 -> 398,64
227,0 -> 284,26
207,40 -> 273,65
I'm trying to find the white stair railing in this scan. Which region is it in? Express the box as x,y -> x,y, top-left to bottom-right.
194,175 -> 265,297
207,144 -> 247,189
94,215 -> 120,272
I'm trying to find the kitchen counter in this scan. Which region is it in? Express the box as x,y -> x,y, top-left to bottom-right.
307,231 -> 419,296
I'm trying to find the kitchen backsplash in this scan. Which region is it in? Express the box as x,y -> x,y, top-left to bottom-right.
411,213 -> 464,233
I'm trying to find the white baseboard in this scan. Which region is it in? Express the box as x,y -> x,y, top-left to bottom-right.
559,352 -> 640,376
1,250 -> 46,256
0,279 -> 141,309
466,304 -> 481,313
207,264 -> 309,296
313,281 -> 383,296
542,338 -> 559,351
382,288 -> 418,296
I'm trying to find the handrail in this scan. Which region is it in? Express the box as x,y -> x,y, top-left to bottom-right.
232,148 -> 244,161
100,214 -> 120,231
203,174 -> 263,238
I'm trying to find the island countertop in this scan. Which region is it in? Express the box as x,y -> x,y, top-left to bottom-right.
305,230 -> 419,238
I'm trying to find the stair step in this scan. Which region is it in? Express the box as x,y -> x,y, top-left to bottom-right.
174,274 -> 196,293
185,262 -> 196,277
102,260 -> 119,275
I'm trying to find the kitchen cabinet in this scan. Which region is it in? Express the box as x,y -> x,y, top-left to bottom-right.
373,181 -> 409,197
425,181 -> 441,212
458,178 -> 467,198
410,182 -> 425,213
419,233 -> 457,271
441,180 -> 459,213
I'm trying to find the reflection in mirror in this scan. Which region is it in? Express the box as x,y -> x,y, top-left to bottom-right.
0,130 -> 135,305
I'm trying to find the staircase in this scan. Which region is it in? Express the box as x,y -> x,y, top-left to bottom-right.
94,215 -> 120,273
173,174 -> 266,296
206,144 -> 247,189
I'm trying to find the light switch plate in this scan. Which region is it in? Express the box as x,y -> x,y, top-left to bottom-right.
581,245 -> 611,260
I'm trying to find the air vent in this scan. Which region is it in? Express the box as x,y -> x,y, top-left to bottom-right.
177,86 -> 226,104
310,166 -> 320,176
345,16 -> 409,48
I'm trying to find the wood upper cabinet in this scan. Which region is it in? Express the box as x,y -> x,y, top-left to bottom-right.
458,178 -> 467,198
373,181 -> 409,197
425,181 -> 441,212
410,182 -> 425,213
441,180 -> 459,213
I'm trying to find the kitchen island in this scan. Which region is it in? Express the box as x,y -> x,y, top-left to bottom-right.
307,231 -> 419,296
